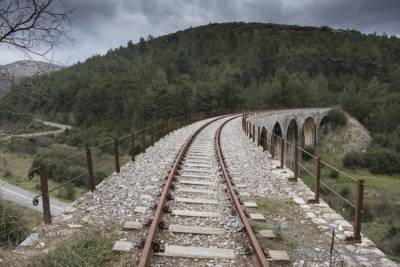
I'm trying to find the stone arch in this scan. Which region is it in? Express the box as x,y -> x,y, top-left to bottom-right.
271,122 -> 283,159
319,115 -> 330,128
301,117 -> 316,147
260,127 -> 267,149
286,119 -> 298,143
285,119 -> 298,168
318,115 -> 331,140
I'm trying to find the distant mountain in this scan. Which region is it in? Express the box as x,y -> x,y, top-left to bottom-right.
0,60 -> 62,98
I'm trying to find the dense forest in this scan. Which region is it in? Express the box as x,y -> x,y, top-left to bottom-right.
1,22 -> 400,159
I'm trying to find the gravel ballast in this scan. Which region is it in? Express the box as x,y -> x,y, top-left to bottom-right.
220,116 -> 398,267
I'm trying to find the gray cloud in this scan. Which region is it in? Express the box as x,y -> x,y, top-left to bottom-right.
1,0 -> 399,65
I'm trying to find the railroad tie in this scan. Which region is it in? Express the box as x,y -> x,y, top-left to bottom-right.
155,245 -> 235,259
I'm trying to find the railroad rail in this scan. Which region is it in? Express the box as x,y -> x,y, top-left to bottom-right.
26,110 -> 228,224
138,114 -> 272,266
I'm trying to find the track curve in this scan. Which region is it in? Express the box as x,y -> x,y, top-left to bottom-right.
138,114 -> 269,266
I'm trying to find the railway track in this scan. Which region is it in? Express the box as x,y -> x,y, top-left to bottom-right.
137,115 -> 273,266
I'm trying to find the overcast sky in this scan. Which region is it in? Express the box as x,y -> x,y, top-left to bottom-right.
1,0 -> 399,66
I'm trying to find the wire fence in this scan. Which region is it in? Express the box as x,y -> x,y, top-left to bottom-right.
243,113 -> 364,243
28,110 -> 229,224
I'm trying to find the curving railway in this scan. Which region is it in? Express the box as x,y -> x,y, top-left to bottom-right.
138,115 -> 278,266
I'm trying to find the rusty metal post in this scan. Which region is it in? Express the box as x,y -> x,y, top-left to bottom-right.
257,126 -> 261,146
288,139 -> 298,182
249,122 -> 252,139
353,180 -> 364,242
131,133 -> 135,161
249,123 -> 252,139
263,130 -> 267,152
280,138 -> 285,168
114,138 -> 120,173
252,124 -> 255,143
39,165 -> 52,224
86,147 -> 95,192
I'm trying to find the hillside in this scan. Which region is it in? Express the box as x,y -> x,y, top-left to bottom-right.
1,22 -> 399,136
0,60 -> 62,98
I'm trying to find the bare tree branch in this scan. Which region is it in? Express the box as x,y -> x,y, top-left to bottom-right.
0,0 -> 74,58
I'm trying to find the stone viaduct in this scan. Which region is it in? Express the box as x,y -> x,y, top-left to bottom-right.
246,108 -> 331,164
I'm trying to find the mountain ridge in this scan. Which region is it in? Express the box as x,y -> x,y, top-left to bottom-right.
0,60 -> 62,98
1,22 -> 399,135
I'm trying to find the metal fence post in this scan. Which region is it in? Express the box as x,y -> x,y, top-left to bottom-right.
248,123 -> 252,139
39,164 -> 52,224
280,138 -> 285,168
288,139 -> 298,182
114,138 -> 120,173
252,124 -> 255,143
131,133 -> 135,161
353,180 -> 364,242
86,147 -> 95,192
257,126 -> 261,146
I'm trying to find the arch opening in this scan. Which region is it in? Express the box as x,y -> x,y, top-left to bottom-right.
319,115 -> 330,129
271,122 -> 283,159
318,115 -> 331,144
260,127 -> 267,149
286,119 -> 298,168
301,117 -> 316,148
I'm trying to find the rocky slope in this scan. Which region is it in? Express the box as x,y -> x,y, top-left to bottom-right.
0,60 -> 62,98
318,113 -> 372,164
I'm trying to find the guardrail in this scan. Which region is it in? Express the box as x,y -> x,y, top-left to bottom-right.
242,113 -> 364,243
28,110 -> 229,224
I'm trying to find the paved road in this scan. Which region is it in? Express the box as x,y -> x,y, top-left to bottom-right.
0,117 -> 73,214
0,118 -> 72,141
0,179 -> 71,215
35,119 -> 72,130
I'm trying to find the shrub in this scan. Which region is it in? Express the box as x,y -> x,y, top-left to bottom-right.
390,233 -> 400,255
94,169 -> 109,184
343,151 -> 365,169
0,200 -> 29,247
364,148 -> 400,175
329,169 -> 339,179
32,152 -> 87,186
361,203 -> 374,222
3,169 -> 12,177
302,145 -> 315,161
371,133 -> 390,148
387,226 -> 400,238
32,231 -> 118,267
340,187 -> 351,198
56,184 -> 76,200
328,107 -> 348,129
5,139 -> 37,155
